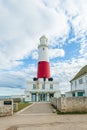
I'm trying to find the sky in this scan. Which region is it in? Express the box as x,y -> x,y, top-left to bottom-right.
0,0 -> 87,95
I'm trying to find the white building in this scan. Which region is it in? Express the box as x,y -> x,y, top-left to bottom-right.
25,79 -> 60,102
66,65 -> 87,97
25,35 -> 60,102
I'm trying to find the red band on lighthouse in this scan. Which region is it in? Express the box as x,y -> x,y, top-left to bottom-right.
37,61 -> 50,78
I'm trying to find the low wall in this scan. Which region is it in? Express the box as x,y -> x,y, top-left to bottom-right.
51,97 -> 57,108
0,99 -> 13,116
13,103 -> 18,112
51,97 -> 87,112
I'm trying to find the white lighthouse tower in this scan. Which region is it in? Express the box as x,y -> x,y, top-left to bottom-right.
25,35 -> 60,102
37,35 -> 50,79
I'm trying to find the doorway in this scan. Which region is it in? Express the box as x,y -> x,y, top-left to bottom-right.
39,93 -> 47,101
32,93 -> 36,101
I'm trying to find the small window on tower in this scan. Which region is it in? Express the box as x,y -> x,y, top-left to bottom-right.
43,48 -> 44,50
50,84 -> 53,89
33,84 -> 36,89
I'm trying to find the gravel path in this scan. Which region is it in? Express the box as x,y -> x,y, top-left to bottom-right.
0,103 -> 87,130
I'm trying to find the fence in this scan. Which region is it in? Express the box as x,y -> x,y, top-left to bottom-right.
51,97 -> 87,112
0,99 -> 13,116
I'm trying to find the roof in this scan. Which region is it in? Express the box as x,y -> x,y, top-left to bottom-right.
70,65 -> 87,82
40,35 -> 48,40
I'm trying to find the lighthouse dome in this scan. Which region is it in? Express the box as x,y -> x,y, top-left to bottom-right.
40,35 -> 48,45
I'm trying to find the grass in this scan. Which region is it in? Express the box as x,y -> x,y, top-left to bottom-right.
18,102 -> 32,111
14,102 -> 32,112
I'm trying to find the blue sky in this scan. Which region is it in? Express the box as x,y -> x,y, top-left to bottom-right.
0,0 -> 87,95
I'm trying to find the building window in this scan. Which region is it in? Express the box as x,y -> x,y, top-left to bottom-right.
85,76 -> 87,84
33,84 -> 36,89
77,92 -> 84,96
79,78 -> 83,84
50,84 -> 53,90
75,81 -> 77,87
42,84 -> 45,89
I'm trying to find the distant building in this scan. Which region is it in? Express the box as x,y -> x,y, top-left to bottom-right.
25,35 -> 60,102
11,95 -> 24,102
66,65 -> 87,97
0,95 -> 24,102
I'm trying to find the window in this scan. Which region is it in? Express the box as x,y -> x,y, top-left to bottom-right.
85,76 -> 87,84
33,84 -> 36,89
78,92 -> 84,96
75,81 -> 77,87
79,78 -> 83,84
50,84 -> 53,90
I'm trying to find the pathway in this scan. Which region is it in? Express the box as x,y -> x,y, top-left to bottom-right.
19,102 -> 54,115
0,102 -> 87,130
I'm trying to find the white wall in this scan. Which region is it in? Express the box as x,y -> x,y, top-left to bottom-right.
54,91 -> 61,98
38,45 -> 49,62
25,79 -> 59,92
66,92 -> 72,97
25,92 -> 31,102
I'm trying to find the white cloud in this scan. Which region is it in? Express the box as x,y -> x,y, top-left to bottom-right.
0,87 -> 24,96
31,51 -> 38,60
0,0 -> 87,95
50,56 -> 87,93
79,40 -> 87,58
49,48 -> 65,58
0,72 -> 25,88
0,0 -> 69,69
24,64 -> 37,79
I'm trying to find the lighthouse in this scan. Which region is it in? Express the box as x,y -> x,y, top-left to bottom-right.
25,35 -> 60,102
37,35 -> 50,79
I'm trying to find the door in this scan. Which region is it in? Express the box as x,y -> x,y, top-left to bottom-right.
32,93 -> 36,101
77,92 -> 84,96
49,93 -> 54,99
39,93 -> 47,101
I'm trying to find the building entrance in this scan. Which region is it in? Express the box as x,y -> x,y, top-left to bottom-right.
39,93 -> 47,101
32,93 -> 36,102
49,93 -> 54,98
31,93 -> 54,102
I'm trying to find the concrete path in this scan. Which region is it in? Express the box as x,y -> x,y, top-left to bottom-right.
0,102 -> 87,130
19,102 -> 54,115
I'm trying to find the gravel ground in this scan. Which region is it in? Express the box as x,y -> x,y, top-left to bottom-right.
0,102 -> 87,130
